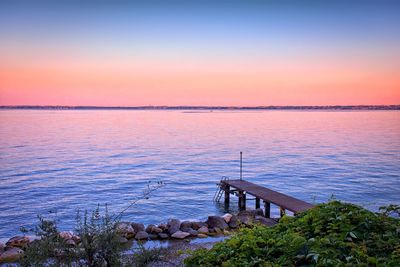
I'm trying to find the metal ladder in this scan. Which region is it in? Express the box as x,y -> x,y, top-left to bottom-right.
213,176 -> 229,202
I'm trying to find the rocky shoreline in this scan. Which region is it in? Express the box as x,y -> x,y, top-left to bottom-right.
0,208 -> 277,264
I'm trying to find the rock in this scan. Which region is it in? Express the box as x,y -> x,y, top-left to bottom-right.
191,221 -> 207,230
158,223 -> 168,231
222,213 -> 233,223
146,224 -> 162,234
5,236 -> 30,248
255,216 -> 278,227
148,234 -> 159,240
158,233 -> 169,239
117,236 -> 129,244
131,223 -> 145,233
0,242 -> 5,253
146,224 -> 156,233
188,229 -> 198,237
116,222 -> 136,239
171,231 -> 190,239
229,215 -> 238,228
206,216 -> 229,230
197,226 -> 209,234
238,210 -> 256,217
223,230 -> 231,235
59,231 -> 74,240
214,227 -> 222,234
197,233 -> 208,238
0,247 -> 24,263
59,232 -> 80,246
238,215 -> 253,226
180,221 -> 192,232
153,227 -> 163,234
135,231 -> 149,240
146,224 -> 164,234
167,219 -> 181,235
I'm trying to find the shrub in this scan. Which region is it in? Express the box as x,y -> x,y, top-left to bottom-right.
185,201 -> 400,266
20,181 -> 165,266
20,205 -> 124,267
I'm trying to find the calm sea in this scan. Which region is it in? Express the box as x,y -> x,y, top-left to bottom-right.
0,110 -> 399,238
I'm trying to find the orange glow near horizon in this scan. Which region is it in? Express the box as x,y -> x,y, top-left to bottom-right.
1,51 -> 399,106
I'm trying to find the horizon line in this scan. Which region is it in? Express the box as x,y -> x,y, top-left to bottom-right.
1,105 -> 399,110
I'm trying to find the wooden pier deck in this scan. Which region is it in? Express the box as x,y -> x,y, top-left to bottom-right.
219,179 -> 314,218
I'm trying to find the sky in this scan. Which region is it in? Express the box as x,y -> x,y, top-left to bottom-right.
0,1 -> 399,106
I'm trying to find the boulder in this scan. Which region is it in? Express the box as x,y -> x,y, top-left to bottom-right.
180,221 -> 192,232
151,227 -> 163,234
214,227 -> 223,234
197,233 -> 208,238
116,222 -> 136,239
222,213 -> 233,223
171,231 -> 190,239
0,247 -> 24,263
167,219 -> 181,235
0,242 -> 5,253
255,216 -> 278,227
135,231 -> 149,240
146,224 -> 163,234
145,224 -> 156,233
59,231 -> 74,240
191,221 -> 207,230
188,229 -> 198,237
117,236 -> 129,244
131,223 -> 145,233
197,226 -> 209,235
238,215 -> 253,226
206,216 -> 229,230
158,223 -> 168,231
59,231 -> 80,244
158,233 -> 169,239
5,236 -> 30,248
238,210 -> 256,217
229,215 -> 238,228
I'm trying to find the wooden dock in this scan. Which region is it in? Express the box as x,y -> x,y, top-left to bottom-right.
219,179 -> 314,218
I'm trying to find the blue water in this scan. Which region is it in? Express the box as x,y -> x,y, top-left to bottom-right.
0,110 -> 399,238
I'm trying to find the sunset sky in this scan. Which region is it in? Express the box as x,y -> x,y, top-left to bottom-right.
0,1 -> 399,106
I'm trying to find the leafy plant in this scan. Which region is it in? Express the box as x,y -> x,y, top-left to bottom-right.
185,201 -> 400,266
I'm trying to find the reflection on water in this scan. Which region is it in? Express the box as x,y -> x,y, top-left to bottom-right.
0,110 -> 399,238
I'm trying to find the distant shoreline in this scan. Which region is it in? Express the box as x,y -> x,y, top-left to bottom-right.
1,105 -> 399,111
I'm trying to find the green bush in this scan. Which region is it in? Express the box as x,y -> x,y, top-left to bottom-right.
185,201 -> 400,266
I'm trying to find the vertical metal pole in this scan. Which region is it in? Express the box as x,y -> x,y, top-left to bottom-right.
240,151 -> 242,180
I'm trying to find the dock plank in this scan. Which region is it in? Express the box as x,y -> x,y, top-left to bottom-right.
222,179 -> 313,214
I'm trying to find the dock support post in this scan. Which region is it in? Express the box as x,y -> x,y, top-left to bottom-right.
280,207 -> 286,217
255,198 -> 260,209
224,185 -> 230,208
264,201 -> 271,218
238,191 -> 246,211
